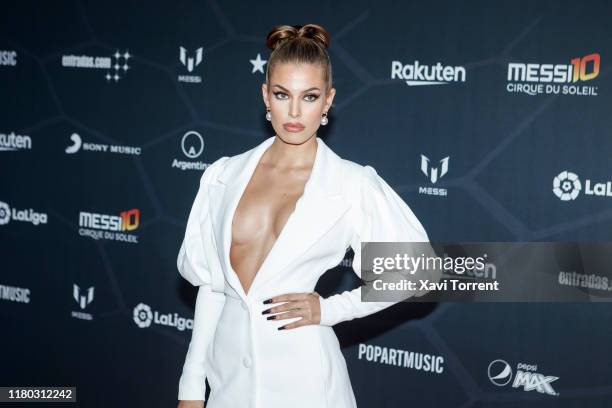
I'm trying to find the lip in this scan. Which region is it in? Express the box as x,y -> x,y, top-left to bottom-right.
283,123 -> 305,132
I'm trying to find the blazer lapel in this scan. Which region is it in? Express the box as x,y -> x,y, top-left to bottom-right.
248,138 -> 350,295
207,136 -> 275,300
207,136 -> 350,300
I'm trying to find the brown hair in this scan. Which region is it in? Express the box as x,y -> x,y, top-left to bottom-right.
265,24 -> 332,91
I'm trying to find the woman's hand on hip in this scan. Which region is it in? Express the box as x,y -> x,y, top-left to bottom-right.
261,292 -> 321,330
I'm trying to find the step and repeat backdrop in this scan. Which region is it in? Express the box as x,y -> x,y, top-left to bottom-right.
1,0 -> 611,407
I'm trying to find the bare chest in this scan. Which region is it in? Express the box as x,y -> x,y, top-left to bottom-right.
229,164 -> 310,292
233,165 -> 309,241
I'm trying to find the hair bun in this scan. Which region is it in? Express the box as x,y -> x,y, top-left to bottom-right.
266,23 -> 330,51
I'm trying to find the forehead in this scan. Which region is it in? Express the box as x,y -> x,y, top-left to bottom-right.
270,62 -> 326,88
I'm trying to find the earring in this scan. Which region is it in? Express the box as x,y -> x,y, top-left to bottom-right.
320,112 -> 328,126
265,108 -> 271,121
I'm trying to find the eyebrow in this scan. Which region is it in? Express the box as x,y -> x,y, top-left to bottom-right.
272,84 -> 321,93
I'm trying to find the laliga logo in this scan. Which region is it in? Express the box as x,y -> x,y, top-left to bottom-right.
553,171 -> 581,201
132,302 -> 193,331
553,171 -> 612,201
133,303 -> 153,328
0,200 -> 47,226
0,201 -> 10,225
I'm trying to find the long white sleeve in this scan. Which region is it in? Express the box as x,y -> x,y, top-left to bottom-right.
177,158 -> 227,401
319,165 -> 434,327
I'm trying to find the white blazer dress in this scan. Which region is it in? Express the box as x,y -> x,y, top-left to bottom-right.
177,135 -> 430,408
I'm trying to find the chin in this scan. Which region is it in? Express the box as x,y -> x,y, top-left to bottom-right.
275,132 -> 314,145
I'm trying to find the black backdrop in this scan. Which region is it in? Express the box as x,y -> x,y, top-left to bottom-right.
1,1 -> 611,407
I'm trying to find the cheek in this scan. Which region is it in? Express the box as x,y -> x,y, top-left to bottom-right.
302,101 -> 324,122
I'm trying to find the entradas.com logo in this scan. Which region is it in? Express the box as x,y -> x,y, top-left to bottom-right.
553,170 -> 612,201
507,53 -> 600,96
488,359 -> 559,396
132,302 -> 193,331
62,50 -> 132,82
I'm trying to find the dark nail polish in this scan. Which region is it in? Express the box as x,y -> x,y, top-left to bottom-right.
261,309 -> 270,315
263,299 -> 272,304
277,326 -> 285,330
266,315 -> 275,320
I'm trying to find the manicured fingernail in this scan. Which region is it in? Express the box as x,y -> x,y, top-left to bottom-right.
263,298 -> 273,304
266,315 -> 275,320
261,309 -> 270,315
277,326 -> 285,330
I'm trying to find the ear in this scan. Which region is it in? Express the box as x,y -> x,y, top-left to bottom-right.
324,87 -> 336,112
261,83 -> 270,109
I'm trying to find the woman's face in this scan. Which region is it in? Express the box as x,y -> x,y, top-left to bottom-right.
262,62 -> 335,144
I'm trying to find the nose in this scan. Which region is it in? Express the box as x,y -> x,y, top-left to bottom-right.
289,99 -> 301,118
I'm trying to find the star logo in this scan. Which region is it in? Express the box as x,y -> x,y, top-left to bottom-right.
250,53 -> 267,74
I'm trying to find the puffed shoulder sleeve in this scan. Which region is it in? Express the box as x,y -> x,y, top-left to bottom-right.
318,165 -> 436,327
177,157 -> 227,288
177,157 -> 228,402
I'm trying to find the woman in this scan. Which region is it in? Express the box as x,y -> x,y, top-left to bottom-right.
176,24 -> 432,408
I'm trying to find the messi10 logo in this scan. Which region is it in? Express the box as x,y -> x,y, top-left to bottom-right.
79,209 -> 140,231
507,53 -> 600,83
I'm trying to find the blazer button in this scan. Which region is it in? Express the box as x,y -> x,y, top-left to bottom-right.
242,355 -> 252,368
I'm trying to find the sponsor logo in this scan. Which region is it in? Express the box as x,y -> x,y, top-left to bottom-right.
338,256 -> 353,268
506,53 -> 600,96
78,209 -> 140,243
391,60 -> 466,86
62,50 -> 131,82
0,284 -> 30,304
0,131 -> 32,152
178,46 -> 203,83
71,284 -> 94,321
488,359 -> 559,396
558,270 -> 611,291
65,133 -> 141,155
133,303 -> 153,328
553,171 -> 612,201
357,343 -> 444,374
0,200 -> 47,226
250,53 -> 267,74
133,302 -> 193,331
0,50 -> 17,66
171,130 -> 210,171
419,154 -> 449,197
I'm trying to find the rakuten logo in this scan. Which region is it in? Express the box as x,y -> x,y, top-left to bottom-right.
391,60 -> 466,86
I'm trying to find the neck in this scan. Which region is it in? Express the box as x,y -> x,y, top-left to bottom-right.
264,135 -> 318,169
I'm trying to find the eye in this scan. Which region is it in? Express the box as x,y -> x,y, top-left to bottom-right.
304,94 -> 320,102
273,91 -> 288,100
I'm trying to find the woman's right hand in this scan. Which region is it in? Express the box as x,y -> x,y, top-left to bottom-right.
177,400 -> 204,408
